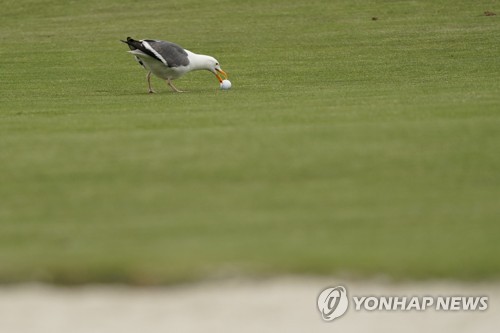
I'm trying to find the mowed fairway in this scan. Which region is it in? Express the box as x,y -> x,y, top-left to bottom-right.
1,0 -> 499,284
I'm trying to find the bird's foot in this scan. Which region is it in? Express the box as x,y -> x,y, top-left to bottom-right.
148,89 -> 156,94
167,79 -> 185,93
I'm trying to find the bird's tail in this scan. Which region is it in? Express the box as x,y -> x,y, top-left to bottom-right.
121,37 -> 142,51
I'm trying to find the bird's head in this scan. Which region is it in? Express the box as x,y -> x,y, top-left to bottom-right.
206,56 -> 228,83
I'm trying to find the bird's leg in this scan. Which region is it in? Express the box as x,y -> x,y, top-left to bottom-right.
146,71 -> 155,93
167,78 -> 185,93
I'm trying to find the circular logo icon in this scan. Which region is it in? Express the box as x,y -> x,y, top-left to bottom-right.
317,286 -> 349,321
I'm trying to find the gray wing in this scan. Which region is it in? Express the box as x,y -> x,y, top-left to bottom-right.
144,40 -> 190,67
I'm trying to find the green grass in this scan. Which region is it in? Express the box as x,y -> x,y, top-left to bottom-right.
1,0 -> 499,284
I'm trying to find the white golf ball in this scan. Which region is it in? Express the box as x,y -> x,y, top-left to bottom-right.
220,79 -> 232,90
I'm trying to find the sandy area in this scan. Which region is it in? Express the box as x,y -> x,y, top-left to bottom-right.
0,278 -> 498,333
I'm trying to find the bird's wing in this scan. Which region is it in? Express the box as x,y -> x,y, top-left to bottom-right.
120,37 -> 144,68
122,37 -> 191,68
143,40 -> 190,68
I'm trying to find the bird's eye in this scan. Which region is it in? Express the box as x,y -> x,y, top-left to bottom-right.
216,62 -> 219,66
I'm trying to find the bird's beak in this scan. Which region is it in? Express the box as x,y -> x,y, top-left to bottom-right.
215,68 -> 228,83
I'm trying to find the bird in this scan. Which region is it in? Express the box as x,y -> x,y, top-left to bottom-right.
121,37 -> 228,93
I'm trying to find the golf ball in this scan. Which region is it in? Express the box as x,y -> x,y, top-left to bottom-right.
220,79 -> 232,90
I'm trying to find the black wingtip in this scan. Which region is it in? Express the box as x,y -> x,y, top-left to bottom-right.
122,37 -> 141,51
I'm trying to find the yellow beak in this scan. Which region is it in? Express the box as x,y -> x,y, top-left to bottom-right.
215,68 -> 228,83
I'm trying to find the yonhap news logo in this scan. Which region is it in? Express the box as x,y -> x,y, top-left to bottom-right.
317,285 -> 488,322
317,286 -> 349,321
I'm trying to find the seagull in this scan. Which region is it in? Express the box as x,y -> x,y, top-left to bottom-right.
121,37 -> 228,93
